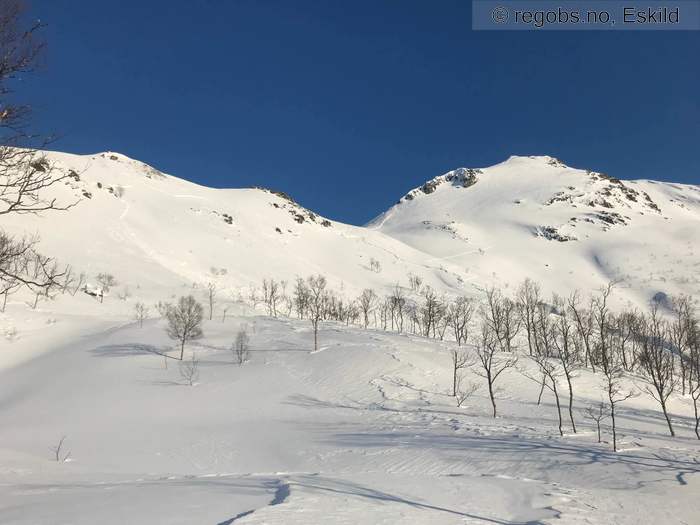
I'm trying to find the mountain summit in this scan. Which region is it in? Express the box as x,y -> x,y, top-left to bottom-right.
370,156 -> 700,304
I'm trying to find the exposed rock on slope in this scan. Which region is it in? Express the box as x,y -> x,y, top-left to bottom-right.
370,155 -> 700,305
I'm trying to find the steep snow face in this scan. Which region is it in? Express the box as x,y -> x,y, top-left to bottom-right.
370,156 -> 700,306
0,150 -> 470,299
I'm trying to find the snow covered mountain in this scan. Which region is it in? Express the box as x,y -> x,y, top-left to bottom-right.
3,150 -> 698,309
370,155 -> 700,307
1,149 -> 468,299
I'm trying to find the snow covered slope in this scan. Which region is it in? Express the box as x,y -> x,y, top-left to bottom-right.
370,155 -> 700,307
1,149 -> 468,299
2,314 -> 699,524
3,149 -> 698,312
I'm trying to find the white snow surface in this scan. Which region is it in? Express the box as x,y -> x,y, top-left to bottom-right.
1,314 -> 699,524
1,150 -> 699,523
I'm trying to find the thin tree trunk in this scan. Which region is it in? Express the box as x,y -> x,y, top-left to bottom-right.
488,376 -> 497,418
453,365 -> 458,397
537,374 -> 546,405
553,382 -> 563,436
660,400 -> 675,437
610,400 -> 617,452
180,339 -> 185,361
565,374 -> 577,433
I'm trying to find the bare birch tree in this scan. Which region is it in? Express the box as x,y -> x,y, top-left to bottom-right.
527,350 -> 565,436
166,295 -> 204,360
306,275 -> 327,352
553,309 -> 579,433
599,330 -> 634,451
516,278 -> 542,356
262,278 -> 281,317
638,306 -> 677,437
472,320 -> 517,417
358,288 -> 377,329
232,327 -> 250,365
483,287 -> 520,353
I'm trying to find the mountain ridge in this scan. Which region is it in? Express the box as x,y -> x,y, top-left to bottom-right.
3,147 -> 698,310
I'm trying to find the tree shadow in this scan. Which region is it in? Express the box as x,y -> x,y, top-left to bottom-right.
283,393 -> 469,419
90,343 -> 171,358
326,429 -> 700,488
380,375 -> 450,398
286,474 -> 555,524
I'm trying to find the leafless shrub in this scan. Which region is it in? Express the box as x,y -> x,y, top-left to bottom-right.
155,300 -> 171,317
95,273 -> 116,303
133,302 -> 149,328
50,435 -> 71,462
449,345 -> 472,397
179,353 -> 199,386
584,403 -> 609,443
455,375 -> 479,407
232,327 -> 250,365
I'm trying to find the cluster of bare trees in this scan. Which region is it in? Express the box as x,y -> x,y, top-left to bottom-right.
501,280 -> 698,450
153,273 -> 699,440
246,272 -> 698,451
158,295 -> 251,385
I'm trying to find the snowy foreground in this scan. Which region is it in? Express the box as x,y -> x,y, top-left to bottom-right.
2,311 -> 699,524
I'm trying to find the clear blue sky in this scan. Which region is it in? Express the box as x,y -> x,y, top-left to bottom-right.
22,0 -> 700,224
